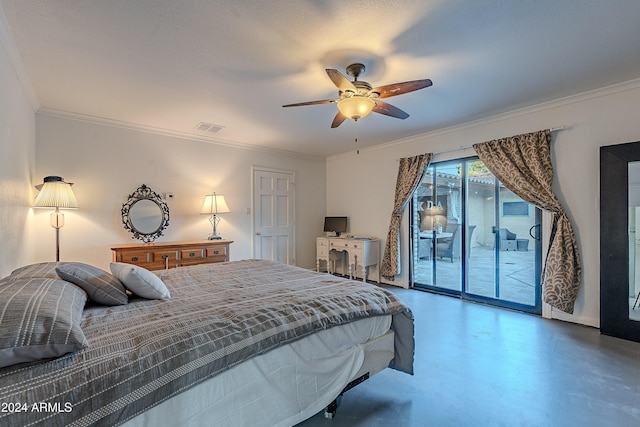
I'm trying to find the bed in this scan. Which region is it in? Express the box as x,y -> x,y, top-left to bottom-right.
0,259 -> 413,427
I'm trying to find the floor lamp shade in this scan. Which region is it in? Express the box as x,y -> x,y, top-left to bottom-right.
200,193 -> 230,240
34,176 -> 78,261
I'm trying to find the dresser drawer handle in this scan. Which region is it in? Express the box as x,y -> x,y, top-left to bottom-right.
161,255 -> 169,259
189,252 -> 196,257
131,256 -> 139,262
213,250 -> 219,255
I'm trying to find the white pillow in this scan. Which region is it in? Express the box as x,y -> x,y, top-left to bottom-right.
109,263 -> 170,300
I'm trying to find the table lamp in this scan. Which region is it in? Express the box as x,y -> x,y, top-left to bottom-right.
200,193 -> 230,240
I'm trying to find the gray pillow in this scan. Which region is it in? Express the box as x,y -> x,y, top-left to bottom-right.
56,263 -> 129,306
0,278 -> 88,368
8,262 -> 65,281
110,262 -> 171,300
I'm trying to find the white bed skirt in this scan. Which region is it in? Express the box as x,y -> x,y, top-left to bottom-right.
121,315 -> 393,427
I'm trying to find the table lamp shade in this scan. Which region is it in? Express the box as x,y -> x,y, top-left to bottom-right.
200,194 -> 230,215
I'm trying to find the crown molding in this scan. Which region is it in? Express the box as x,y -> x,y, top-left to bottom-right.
328,77 -> 640,161
0,5 -> 40,111
36,108 -> 325,162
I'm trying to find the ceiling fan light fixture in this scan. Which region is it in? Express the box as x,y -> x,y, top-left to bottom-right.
284,64 -> 431,127
337,96 -> 376,120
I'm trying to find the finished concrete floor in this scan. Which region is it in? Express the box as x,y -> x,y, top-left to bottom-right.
296,287 -> 640,427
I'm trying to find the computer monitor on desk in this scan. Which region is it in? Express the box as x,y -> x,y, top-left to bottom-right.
323,216 -> 347,236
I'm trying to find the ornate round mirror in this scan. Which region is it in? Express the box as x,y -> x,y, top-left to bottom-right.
121,184 -> 169,242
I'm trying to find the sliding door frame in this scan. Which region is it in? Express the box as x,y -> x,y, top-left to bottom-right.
411,156 -> 542,315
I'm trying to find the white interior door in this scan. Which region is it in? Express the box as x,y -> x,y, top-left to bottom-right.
252,167 -> 295,264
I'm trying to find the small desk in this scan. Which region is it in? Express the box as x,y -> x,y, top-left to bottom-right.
316,237 -> 380,283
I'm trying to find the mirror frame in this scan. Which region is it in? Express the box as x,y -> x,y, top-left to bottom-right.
600,141 -> 640,342
121,184 -> 170,243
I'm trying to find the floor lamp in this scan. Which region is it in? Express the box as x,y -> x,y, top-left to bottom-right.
200,193 -> 230,240
34,176 -> 79,262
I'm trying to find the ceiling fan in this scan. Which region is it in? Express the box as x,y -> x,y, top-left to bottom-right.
282,63 -> 432,128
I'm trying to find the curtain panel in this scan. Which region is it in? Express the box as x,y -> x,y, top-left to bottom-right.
381,153 -> 432,280
473,129 -> 581,314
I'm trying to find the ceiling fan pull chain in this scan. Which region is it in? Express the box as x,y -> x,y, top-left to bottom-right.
354,117 -> 362,154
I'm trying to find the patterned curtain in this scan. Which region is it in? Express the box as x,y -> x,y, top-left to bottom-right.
472,129 -> 581,313
381,153 -> 432,280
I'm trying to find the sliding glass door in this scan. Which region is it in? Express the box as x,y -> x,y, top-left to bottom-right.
411,157 -> 542,314
412,161 -> 463,293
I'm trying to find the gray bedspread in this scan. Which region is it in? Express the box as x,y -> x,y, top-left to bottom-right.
0,259 -> 414,427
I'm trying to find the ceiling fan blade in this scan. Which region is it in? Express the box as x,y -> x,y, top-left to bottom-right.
326,69 -> 357,92
282,99 -> 335,107
370,79 -> 433,98
372,100 -> 410,119
331,111 -> 348,128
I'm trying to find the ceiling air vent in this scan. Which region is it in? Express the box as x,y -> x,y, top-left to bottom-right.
195,122 -> 224,133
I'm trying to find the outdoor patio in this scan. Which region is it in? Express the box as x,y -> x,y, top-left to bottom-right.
413,244 -> 537,306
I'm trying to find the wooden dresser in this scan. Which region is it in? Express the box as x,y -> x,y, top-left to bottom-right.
111,240 -> 232,271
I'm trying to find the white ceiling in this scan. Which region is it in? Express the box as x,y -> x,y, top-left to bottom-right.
2,0 -> 640,158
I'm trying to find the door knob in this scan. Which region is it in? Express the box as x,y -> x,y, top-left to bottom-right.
256,232 -> 261,235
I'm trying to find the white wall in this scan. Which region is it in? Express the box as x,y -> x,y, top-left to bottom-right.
0,14 -> 37,277
327,80 -> 640,328
34,114 -> 326,271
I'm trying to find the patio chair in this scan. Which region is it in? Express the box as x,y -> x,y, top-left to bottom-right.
436,225 -> 461,262
496,227 -> 518,251
466,225 -> 476,256
418,235 -> 432,259
445,223 -> 458,233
